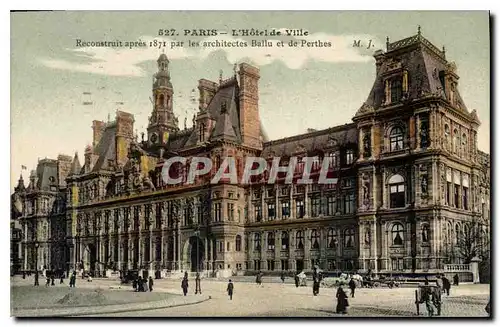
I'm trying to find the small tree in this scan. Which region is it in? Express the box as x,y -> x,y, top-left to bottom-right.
456,222 -> 490,264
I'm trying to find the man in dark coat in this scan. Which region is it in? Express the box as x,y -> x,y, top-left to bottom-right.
195,272 -> 202,294
442,275 -> 451,296
256,271 -> 262,286
148,276 -> 154,292
69,271 -> 76,288
312,267 -> 320,296
227,279 -> 234,300
51,272 -> 55,286
294,273 -> 300,288
132,278 -> 138,291
453,274 -> 459,286
348,278 -> 356,298
336,284 -> 349,314
34,271 -> 39,286
181,274 -> 189,296
280,271 -> 286,283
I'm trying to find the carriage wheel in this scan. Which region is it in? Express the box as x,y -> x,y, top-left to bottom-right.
374,282 -> 380,287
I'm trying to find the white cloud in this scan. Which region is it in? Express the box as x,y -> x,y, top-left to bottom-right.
39,31 -> 379,76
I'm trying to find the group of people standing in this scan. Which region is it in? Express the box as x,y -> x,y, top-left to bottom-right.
133,276 -> 154,292
181,272 -> 202,296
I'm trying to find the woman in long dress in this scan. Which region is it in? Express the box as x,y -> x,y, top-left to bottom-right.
336,284 -> 349,314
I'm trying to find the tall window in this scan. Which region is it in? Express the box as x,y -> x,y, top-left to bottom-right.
311,197 -> 320,217
392,223 -> 404,246
311,229 -> 320,249
446,181 -> 452,205
281,201 -> 290,219
327,228 -> 337,248
390,127 -> 404,151
296,199 -> 305,218
281,231 -> 289,250
389,174 -> 405,208
254,204 -> 262,222
391,78 -> 402,103
455,224 -> 461,243
197,203 -> 203,224
463,187 -> 469,210
254,233 -> 261,251
344,228 -> 355,248
267,203 -> 276,220
346,149 -> 355,165
235,235 -> 242,251
296,231 -> 304,249
327,196 -> 336,215
344,194 -> 355,214
227,203 -> 234,221
267,232 -> 275,250
328,152 -> 339,168
214,203 -> 222,222
454,184 -> 460,208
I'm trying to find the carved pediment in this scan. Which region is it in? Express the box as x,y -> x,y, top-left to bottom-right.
356,102 -> 374,116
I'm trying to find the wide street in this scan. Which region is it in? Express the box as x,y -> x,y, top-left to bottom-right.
11,276 -> 490,317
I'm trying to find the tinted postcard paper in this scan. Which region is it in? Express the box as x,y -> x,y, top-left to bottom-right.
10,11 -> 490,318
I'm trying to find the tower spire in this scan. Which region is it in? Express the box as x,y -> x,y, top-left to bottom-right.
418,25 -> 421,36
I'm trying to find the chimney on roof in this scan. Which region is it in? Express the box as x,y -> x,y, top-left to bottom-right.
92,120 -> 106,147
307,128 -> 317,133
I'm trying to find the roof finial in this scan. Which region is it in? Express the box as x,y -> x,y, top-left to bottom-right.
233,63 -> 237,76
442,45 -> 446,56
418,25 -> 421,36
219,70 -> 223,84
386,36 -> 390,50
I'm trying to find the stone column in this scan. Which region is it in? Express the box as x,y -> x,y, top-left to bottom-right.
289,229 -> 296,271
304,228 -> 310,270
359,129 -> 364,160
177,218 -> 181,271
274,230 -> 280,270
373,219 -> 378,273
117,211 -> 122,271
304,186 -> 309,218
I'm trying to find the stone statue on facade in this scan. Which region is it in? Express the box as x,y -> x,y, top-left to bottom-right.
365,227 -> 371,245
421,175 -> 428,194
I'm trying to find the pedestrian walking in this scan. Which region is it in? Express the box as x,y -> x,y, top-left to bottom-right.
442,275 -> 451,296
22,271 -> 26,279
143,277 -> 149,292
256,271 -> 262,286
280,271 -> 285,283
45,274 -> 51,286
34,271 -> 39,286
69,271 -> 76,288
294,273 -> 300,288
336,284 -> 349,314
453,274 -> 459,286
227,279 -> 234,300
60,272 -> 64,284
195,272 -> 202,294
181,272 -> 189,296
312,267 -> 321,296
435,274 -> 443,293
148,276 -> 154,292
348,278 -> 356,298
132,278 -> 138,291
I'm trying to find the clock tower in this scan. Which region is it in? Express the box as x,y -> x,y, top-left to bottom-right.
147,53 -> 179,147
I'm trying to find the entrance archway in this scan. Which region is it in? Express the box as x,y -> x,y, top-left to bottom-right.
183,236 -> 205,272
86,243 -> 97,273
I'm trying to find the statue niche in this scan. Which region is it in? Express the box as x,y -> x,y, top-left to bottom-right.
361,173 -> 371,207
420,120 -> 429,148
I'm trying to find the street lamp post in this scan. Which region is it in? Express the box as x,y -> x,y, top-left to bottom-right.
34,242 -> 39,286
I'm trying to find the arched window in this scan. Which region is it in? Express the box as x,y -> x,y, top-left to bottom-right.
281,231 -> 289,250
267,232 -> 275,250
344,228 -> 355,248
422,225 -> 430,243
311,229 -> 320,249
235,235 -> 242,251
254,232 -> 261,251
462,133 -> 467,146
463,224 -> 470,238
392,223 -> 404,246
327,228 -> 337,248
296,231 -> 304,249
389,174 -> 405,208
389,126 -> 404,151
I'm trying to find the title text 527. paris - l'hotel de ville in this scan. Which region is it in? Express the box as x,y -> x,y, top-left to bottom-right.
11,29 -> 490,279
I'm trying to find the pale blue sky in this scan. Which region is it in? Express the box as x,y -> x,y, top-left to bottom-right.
10,11 -> 490,189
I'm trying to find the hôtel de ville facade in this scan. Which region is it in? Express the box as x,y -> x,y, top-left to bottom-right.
11,30 -> 490,278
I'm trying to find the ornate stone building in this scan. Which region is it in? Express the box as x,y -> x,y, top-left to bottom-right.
12,30 -> 490,277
